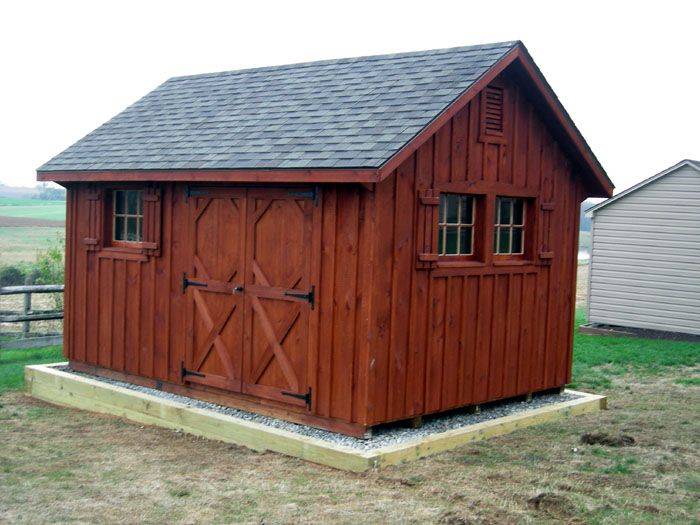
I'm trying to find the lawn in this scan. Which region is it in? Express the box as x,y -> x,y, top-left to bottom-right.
0,197 -> 66,222
0,312 -> 698,523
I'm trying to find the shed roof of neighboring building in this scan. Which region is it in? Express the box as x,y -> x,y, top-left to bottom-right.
587,159 -> 700,215
37,41 -> 612,196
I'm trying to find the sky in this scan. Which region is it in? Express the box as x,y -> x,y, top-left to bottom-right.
0,0 -> 697,193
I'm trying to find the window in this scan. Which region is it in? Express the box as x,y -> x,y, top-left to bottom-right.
494,197 -> 525,255
112,189 -> 144,243
438,194 -> 475,256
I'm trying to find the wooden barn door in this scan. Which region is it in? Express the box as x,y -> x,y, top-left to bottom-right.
184,188 -> 247,392
242,188 -> 320,409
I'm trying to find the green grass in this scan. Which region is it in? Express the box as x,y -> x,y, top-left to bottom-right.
0,346 -> 63,393
0,197 -> 65,222
0,226 -> 65,264
571,310 -> 700,390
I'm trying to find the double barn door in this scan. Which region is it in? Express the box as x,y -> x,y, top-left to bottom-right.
184,187 -> 319,409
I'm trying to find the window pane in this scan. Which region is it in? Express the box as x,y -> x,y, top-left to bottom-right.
493,227 -> 499,253
445,194 -> 459,223
459,226 -> 472,254
513,199 -> 524,225
438,226 -> 445,255
126,217 -> 139,241
499,198 -> 512,225
114,216 -> 125,240
115,190 -> 125,214
439,194 -> 446,222
460,196 -> 473,224
512,227 -> 523,254
445,226 -> 458,254
498,227 -> 511,253
126,190 -> 140,215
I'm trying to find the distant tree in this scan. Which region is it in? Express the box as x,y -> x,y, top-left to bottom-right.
34,182 -> 66,200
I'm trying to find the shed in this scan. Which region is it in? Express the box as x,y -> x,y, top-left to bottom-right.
586,159 -> 700,336
38,41 -> 613,436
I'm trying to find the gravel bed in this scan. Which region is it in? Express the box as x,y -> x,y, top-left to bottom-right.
55,365 -> 581,451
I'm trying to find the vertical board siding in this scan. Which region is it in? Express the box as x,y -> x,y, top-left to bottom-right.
64,70 -> 585,430
589,165 -> 700,335
367,72 -> 583,424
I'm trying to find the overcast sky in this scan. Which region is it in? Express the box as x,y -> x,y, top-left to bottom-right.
1,1 -> 697,192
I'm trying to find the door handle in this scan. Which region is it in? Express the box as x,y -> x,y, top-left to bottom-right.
233,285 -> 244,293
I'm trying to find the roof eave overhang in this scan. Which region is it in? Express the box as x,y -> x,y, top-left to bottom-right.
36,168 -> 382,184
587,159 -> 700,214
377,43 -> 614,198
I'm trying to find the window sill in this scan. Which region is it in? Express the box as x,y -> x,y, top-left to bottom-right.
97,246 -> 149,262
436,259 -> 485,268
492,259 -> 534,267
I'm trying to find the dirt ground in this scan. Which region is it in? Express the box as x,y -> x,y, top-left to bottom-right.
1,369 -> 698,523
576,262 -> 589,307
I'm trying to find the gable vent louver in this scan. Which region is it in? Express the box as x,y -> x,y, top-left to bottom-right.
484,86 -> 504,135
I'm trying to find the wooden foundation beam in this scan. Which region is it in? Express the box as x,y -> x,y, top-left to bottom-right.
25,364 -> 608,472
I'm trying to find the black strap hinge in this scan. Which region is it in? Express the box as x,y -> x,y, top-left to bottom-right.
283,285 -> 315,309
287,186 -> 319,206
182,273 -> 208,294
181,362 -> 206,380
281,387 -> 312,409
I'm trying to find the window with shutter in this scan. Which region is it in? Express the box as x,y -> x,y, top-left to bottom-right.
97,185 -> 162,257
479,85 -> 506,144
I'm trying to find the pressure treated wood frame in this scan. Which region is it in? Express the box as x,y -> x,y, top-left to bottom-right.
41,45 -> 613,437
26,363 -> 608,472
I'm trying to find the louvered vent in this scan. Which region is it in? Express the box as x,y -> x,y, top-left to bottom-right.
483,86 -> 504,136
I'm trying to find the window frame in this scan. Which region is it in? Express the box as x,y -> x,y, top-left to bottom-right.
437,193 -> 476,258
102,186 -> 149,251
493,196 -> 529,260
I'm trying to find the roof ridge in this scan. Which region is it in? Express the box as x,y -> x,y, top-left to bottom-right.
167,41 -> 520,83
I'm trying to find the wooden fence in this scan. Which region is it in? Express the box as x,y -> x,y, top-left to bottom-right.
0,284 -> 64,349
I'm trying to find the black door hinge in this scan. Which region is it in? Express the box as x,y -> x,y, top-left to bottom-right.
182,273 -> 208,294
281,387 -> 312,409
284,285 -> 314,309
288,186 -> 319,206
181,362 -> 206,380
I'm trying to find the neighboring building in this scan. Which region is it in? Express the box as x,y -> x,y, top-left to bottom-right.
38,41 -> 612,437
587,160 -> 700,335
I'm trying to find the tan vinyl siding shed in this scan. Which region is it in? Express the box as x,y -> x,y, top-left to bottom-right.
587,159 -> 700,335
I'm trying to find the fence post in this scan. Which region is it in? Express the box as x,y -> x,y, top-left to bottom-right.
23,278 -> 32,339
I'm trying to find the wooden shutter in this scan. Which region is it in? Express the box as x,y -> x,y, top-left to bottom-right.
82,187 -> 103,251
539,201 -> 555,262
415,189 -> 440,269
479,85 -> 506,144
142,186 -> 162,256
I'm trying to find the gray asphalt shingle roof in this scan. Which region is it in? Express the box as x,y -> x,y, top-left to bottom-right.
39,41 -> 517,172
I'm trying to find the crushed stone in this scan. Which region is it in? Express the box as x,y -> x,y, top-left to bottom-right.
55,365 -> 581,451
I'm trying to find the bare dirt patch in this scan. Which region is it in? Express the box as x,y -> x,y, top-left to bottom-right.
1,371 -> 698,523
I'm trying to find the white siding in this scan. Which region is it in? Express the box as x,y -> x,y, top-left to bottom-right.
589,165 -> 700,335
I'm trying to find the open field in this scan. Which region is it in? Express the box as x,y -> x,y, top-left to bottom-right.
0,197 -> 65,222
0,226 -> 65,265
0,197 -> 65,265
1,310 -> 698,523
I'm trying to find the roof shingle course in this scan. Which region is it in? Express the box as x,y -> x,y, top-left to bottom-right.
39,41 -> 517,172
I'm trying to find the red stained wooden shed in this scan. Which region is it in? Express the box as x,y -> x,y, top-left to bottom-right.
38,41 -> 613,437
